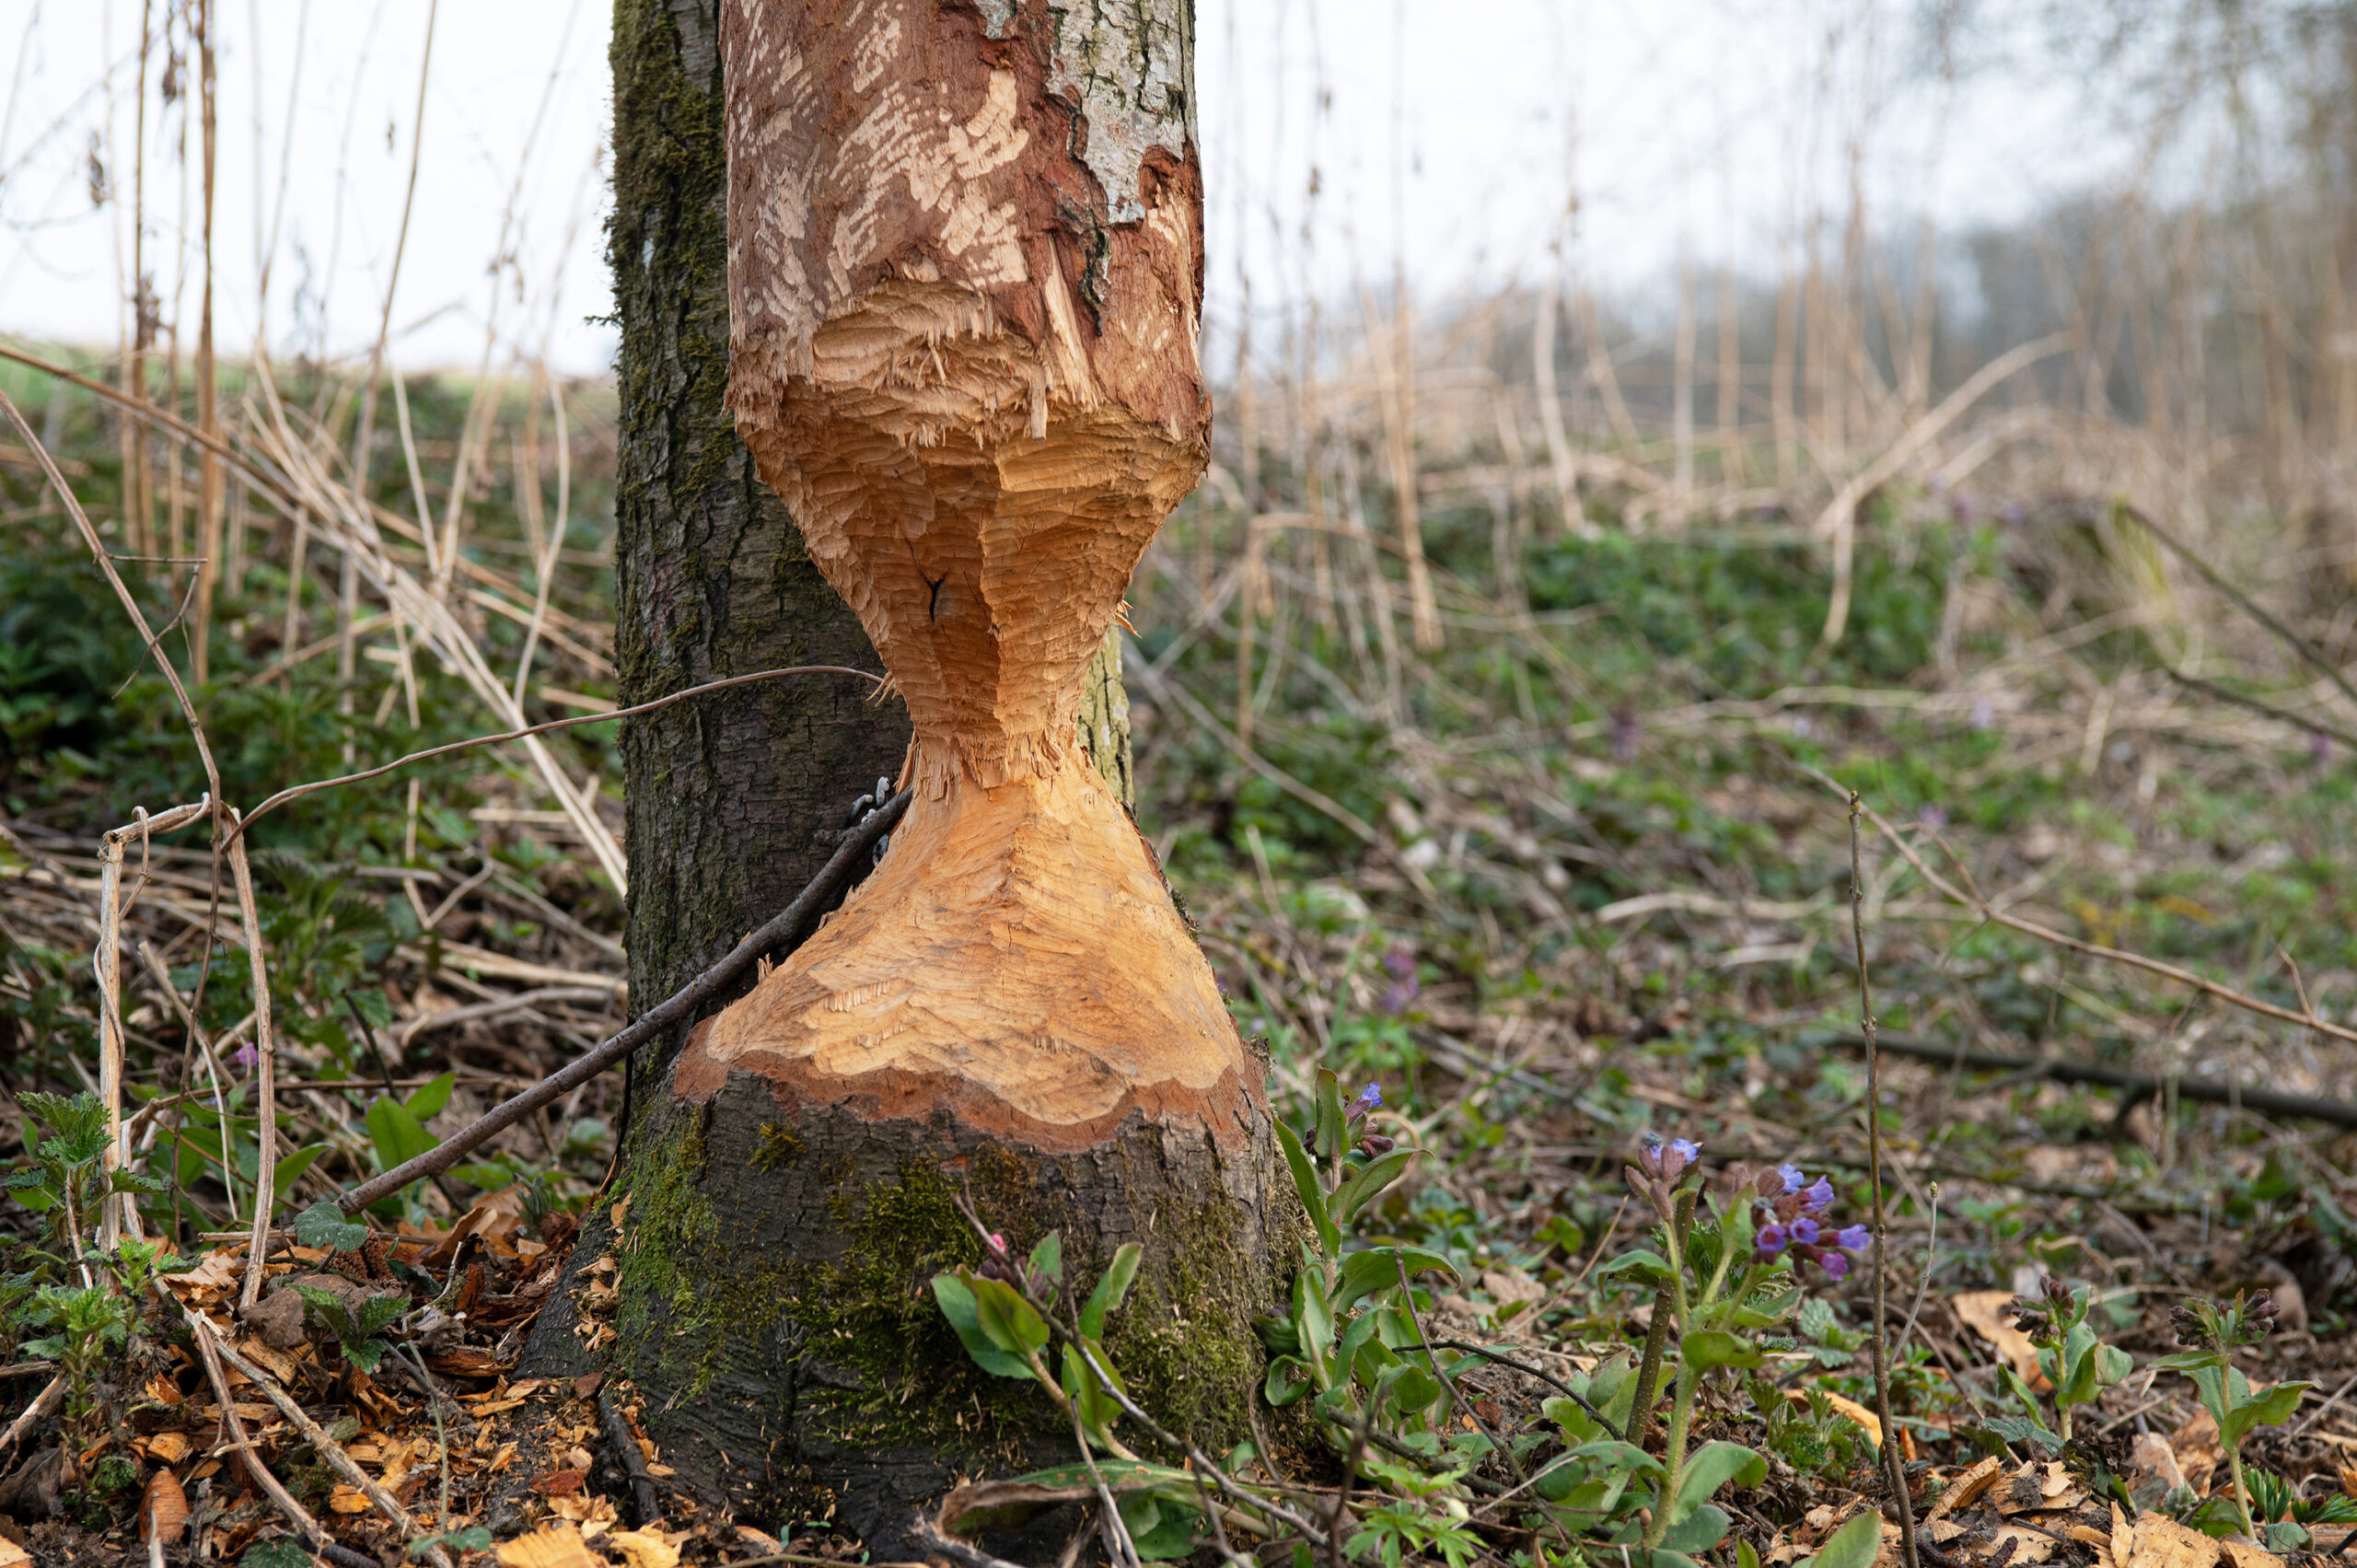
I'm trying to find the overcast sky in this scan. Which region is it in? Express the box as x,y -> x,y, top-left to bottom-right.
0,0 -> 2119,377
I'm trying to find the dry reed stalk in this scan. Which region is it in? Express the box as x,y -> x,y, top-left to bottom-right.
242,356 -> 629,889
192,0 -> 220,683
1816,333 -> 2069,645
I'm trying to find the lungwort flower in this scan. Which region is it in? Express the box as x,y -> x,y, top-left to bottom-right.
1749,1163 -> 1872,1278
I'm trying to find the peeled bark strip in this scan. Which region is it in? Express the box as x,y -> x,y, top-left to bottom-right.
540,2 -> 1283,1553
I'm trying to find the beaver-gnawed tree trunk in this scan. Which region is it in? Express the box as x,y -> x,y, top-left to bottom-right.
523,2 -> 1283,1558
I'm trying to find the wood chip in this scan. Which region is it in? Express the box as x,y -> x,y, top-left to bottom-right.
1926,1456 -> 2005,1525
139,1468 -> 191,1542
495,1523 -> 611,1568
1952,1291 -> 2049,1388
138,1431 -> 193,1465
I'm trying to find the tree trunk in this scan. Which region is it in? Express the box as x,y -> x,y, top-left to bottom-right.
526,1 -> 1282,1556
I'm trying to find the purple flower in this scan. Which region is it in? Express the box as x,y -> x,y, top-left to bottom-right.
1836,1225 -> 1871,1250
1801,1178 -> 1836,1214
1347,1083 -> 1383,1122
1756,1224 -> 1789,1259
1637,1132 -> 1701,1184
227,1039 -> 258,1074
1917,804 -> 1949,832
1376,947 -> 1420,1014
1775,1164 -> 1805,1193
1790,1217 -> 1820,1246
1818,1252 -> 1851,1280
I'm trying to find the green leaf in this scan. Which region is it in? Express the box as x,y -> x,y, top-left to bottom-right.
343,1338 -> 387,1373
411,1527 -> 493,1558
1386,1364 -> 1444,1421
1982,1416 -> 2063,1453
271,1144 -> 327,1202
2095,1344 -> 2133,1389
1681,1330 -> 1762,1370
1671,1442 -> 1766,1525
2221,1380 -> 2310,1445
1274,1120 -> 1340,1260
967,1272 -> 1051,1358
293,1198 -> 369,1255
1330,1146 -> 1418,1225
108,1167 -> 168,1195
1739,1539 -> 1763,1568
1078,1242 -> 1143,1341
243,1541 -> 318,1568
1028,1231 -> 1062,1291
1663,1504 -> 1733,1554
1120,1489 -> 1202,1561
1295,1268 -> 1335,1377
2151,1351 -> 2215,1374
1265,1356 -> 1313,1407
404,1071 -> 457,1122
931,1273 -> 1032,1379
1314,1068 -> 1348,1166
366,1096 -> 433,1172
1802,1510 -> 1886,1568
1334,1246 -> 1457,1310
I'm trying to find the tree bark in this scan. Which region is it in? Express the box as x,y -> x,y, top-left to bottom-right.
525,2 -> 1280,1557
606,0 -> 914,1010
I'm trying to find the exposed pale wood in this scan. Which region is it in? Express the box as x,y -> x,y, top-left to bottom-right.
705,0 -> 1255,1150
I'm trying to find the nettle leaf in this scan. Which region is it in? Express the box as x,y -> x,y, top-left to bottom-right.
293,1284 -> 359,1340
932,1273 -> 1031,1379
343,1337 -> 387,1374
1982,1416 -> 2063,1453
366,1096 -> 433,1172
353,1294 -> 408,1339
294,1198 -> 369,1255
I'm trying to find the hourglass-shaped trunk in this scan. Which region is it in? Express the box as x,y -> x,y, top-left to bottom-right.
539,2 -> 1286,1554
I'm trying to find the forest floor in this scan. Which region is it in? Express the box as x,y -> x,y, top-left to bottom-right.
4,360 -> 2357,1568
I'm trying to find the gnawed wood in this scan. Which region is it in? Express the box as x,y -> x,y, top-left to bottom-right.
713,0 -> 1246,1150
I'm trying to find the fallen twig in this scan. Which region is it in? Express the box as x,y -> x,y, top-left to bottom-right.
336,788 -> 910,1213
1824,1031 -> 2357,1129
1848,790 -> 1920,1568
598,1386 -> 664,1526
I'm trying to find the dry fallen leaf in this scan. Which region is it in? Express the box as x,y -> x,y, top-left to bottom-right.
2132,1434 -> 2188,1493
2126,1513 -> 2221,1568
1951,1291 -> 2049,1388
2111,1501 -> 2133,1568
2218,1544 -> 2283,1568
2168,1407 -> 2224,1489
605,1528 -> 682,1568
1990,1524 -> 2059,1564
496,1524 -> 610,1568
328,1483 -> 374,1515
0,1537 -> 29,1566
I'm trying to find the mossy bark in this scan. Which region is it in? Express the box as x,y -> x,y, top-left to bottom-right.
529,1070 -> 1287,1556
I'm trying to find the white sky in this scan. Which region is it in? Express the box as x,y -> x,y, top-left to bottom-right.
0,0 -> 2123,377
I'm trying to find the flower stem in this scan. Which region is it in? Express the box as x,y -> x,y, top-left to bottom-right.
2224,1441 -> 2257,1541
1643,1364 -> 1701,1551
